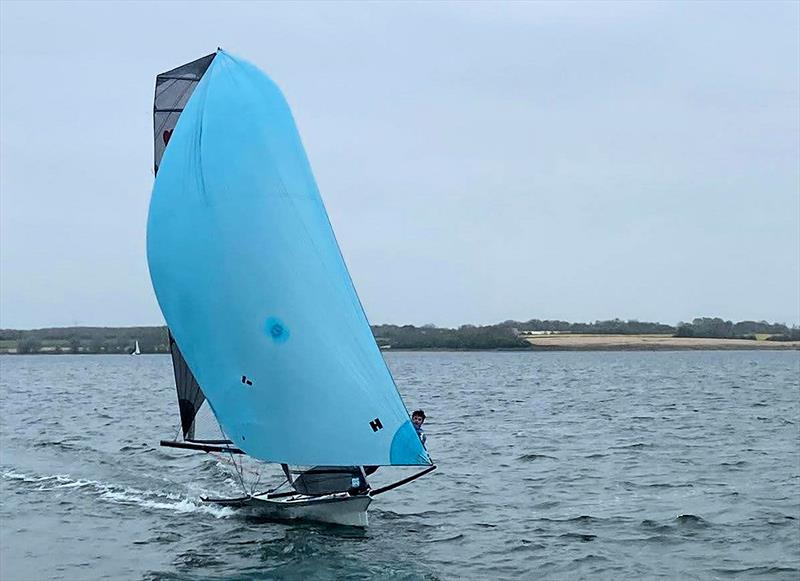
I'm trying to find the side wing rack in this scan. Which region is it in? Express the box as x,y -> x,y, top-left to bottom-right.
369,465 -> 437,496
160,440 -> 245,454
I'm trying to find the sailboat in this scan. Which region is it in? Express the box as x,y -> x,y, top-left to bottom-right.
148,49 -> 435,527
129,340 -> 141,355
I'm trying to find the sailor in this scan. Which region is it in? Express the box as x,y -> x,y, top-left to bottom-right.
411,410 -> 427,448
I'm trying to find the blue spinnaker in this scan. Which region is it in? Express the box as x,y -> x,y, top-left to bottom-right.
147,50 -> 430,467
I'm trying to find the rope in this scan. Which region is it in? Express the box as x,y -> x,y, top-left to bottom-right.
215,421 -> 248,495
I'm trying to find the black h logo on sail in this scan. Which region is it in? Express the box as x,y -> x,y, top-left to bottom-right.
369,418 -> 383,432
241,375 -> 253,386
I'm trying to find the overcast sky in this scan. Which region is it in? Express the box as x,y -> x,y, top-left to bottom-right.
1,1 -> 798,329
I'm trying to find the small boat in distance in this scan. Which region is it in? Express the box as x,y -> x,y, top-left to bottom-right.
147,49 -> 435,526
129,340 -> 140,355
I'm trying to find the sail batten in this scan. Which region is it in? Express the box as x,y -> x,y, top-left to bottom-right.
148,50 -> 430,467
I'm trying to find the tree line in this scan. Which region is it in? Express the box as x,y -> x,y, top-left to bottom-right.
372,324 -> 529,349
1,326 -> 169,354
502,318 -> 676,335
674,318 -> 799,341
0,317 -> 796,353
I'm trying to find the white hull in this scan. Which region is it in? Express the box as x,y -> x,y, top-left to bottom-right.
196,466 -> 435,527
205,492 -> 372,527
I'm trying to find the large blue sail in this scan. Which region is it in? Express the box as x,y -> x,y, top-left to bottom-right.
147,50 -> 430,467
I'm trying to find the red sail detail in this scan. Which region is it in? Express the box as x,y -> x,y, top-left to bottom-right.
163,129 -> 173,145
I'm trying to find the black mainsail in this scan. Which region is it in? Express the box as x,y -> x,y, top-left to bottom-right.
168,331 -> 206,440
153,52 -> 216,174
153,52 -> 216,438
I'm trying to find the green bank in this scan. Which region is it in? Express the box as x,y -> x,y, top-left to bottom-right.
1,318 -> 796,353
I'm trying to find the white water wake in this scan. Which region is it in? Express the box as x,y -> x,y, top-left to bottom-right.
1,468 -> 234,518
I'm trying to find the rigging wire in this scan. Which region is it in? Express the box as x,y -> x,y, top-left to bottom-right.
207,452 -> 255,476
215,419 -> 248,495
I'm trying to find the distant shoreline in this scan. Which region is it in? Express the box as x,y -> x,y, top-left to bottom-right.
2,343 -> 797,354
1,327 -> 797,354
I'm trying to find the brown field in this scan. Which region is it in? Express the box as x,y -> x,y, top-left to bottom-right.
521,334 -> 800,351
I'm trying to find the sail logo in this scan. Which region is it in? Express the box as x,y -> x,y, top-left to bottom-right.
265,317 -> 290,344
163,129 -> 173,145
369,418 -> 383,432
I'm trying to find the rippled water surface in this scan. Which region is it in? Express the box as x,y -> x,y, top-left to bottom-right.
1,351 -> 798,580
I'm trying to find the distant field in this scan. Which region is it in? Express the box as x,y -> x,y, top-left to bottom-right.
522,334 -> 800,351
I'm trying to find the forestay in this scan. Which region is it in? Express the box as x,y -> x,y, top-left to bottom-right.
147,50 -> 430,467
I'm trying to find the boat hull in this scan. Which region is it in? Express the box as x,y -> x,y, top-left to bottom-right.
205,492 -> 372,527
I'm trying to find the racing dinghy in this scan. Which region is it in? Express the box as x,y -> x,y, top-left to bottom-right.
148,49 -> 434,527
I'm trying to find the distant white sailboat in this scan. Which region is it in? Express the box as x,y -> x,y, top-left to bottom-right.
129,340 -> 141,355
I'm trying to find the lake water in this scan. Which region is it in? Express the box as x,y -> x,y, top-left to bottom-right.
1,351 -> 798,580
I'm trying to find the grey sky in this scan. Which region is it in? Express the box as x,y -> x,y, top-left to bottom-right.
1,1 -> 798,329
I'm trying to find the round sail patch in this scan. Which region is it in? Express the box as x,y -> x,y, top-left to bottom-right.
265,317 -> 290,343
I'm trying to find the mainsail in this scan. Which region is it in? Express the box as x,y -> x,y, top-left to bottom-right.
168,331 -> 206,439
153,52 -> 216,174
147,50 -> 430,467
153,53 -> 216,437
